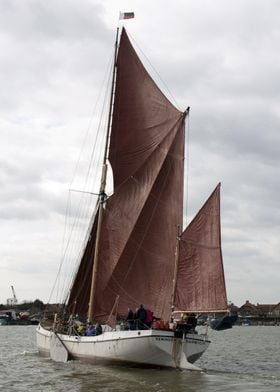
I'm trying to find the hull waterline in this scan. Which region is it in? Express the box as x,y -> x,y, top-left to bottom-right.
36,324 -> 210,371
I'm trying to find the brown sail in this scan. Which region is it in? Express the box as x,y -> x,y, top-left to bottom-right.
68,28 -> 186,322
67,212 -> 98,315
174,183 -> 228,313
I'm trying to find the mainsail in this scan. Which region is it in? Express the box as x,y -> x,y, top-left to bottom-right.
68,28 -> 186,322
174,183 -> 228,312
67,28 -> 227,323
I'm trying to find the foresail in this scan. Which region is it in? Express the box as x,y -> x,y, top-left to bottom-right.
67,212 -> 98,316
174,184 -> 228,313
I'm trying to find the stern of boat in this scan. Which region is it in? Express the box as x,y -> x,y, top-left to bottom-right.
152,330 -> 210,370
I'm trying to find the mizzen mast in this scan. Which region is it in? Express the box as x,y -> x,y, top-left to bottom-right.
170,107 -> 189,317
171,224 -> 181,315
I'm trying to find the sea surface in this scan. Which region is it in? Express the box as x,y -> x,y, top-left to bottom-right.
0,325 -> 279,391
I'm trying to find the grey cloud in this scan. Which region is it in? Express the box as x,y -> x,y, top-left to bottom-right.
0,0 -> 280,305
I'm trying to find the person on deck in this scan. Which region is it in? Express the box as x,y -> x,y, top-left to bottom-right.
126,308 -> 135,330
135,304 -> 147,329
145,309 -> 154,328
95,323 -> 102,335
86,324 -> 96,336
77,324 -> 86,335
186,313 -> 197,332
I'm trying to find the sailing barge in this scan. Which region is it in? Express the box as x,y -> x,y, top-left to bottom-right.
36,27 -> 228,370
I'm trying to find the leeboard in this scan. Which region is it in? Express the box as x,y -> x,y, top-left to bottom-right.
50,332 -> 69,362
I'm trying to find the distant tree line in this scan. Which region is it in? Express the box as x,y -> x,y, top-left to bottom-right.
0,299 -> 45,311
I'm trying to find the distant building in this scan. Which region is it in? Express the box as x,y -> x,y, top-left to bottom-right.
238,300 -> 259,317
237,300 -> 280,325
271,303 -> 280,317
0,309 -> 17,321
228,302 -> 239,314
256,303 -> 275,317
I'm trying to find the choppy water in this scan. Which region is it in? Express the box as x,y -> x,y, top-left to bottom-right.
0,325 -> 279,391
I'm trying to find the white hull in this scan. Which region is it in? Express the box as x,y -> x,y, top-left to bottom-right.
36,324 -> 210,370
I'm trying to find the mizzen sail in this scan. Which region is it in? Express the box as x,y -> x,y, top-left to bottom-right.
174,183 -> 228,313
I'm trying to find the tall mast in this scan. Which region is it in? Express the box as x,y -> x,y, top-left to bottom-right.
87,28 -> 120,323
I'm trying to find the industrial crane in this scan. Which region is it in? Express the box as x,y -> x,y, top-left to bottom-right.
6,285 -> 18,307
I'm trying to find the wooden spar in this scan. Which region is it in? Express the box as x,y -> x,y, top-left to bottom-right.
105,295 -> 120,325
171,224 -> 181,317
170,108 -> 190,319
87,28 -> 120,323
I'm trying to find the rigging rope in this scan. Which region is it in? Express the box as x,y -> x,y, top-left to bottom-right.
185,111 -> 190,227
48,51 -> 115,305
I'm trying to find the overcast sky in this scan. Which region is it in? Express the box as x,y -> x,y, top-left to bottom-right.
1,0 -> 279,307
